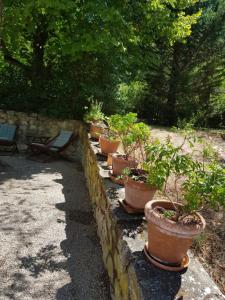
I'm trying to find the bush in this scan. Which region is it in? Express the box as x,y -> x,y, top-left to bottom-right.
115,81 -> 148,114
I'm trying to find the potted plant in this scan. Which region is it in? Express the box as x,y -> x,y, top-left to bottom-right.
144,135 -> 225,270
99,133 -> 120,155
98,114 -> 122,155
84,99 -> 105,139
110,113 -> 150,177
123,138 -> 176,210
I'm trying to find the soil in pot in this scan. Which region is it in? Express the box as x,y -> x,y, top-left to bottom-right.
99,136 -> 120,154
145,200 -> 206,268
124,169 -> 157,210
112,155 -> 138,176
90,123 -> 104,140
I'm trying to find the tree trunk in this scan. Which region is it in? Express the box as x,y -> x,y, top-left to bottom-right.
30,14 -> 48,82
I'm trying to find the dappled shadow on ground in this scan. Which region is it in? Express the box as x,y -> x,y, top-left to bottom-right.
0,153 -> 110,300
0,155 -> 65,184
19,244 -> 67,278
2,272 -> 29,299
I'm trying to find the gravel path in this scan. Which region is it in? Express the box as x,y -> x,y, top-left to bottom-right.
0,155 -> 111,300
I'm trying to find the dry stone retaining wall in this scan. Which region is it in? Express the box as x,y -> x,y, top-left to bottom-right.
0,109 -> 81,142
0,109 -> 81,156
79,128 -> 224,300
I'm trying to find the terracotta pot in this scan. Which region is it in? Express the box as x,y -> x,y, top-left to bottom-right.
145,200 -> 206,266
112,155 -> 138,176
99,136 -> 120,154
107,153 -> 113,167
124,178 -> 157,210
90,123 -> 104,139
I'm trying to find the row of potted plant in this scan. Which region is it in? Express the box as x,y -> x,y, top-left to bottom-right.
84,100 -> 225,271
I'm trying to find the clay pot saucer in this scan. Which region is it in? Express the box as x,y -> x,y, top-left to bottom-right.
119,199 -> 144,215
144,242 -> 189,272
109,170 -> 124,186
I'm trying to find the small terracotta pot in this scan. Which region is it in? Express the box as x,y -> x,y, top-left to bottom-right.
99,136 -> 120,154
124,177 -> 157,210
90,123 -> 104,140
107,153 -> 113,167
145,200 -> 206,266
112,155 -> 138,176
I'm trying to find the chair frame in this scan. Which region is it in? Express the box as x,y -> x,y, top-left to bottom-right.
0,123 -> 19,154
27,131 -> 76,161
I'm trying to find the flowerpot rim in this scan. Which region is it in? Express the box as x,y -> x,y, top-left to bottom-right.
99,135 -> 120,144
145,199 -> 206,237
125,176 -> 157,191
112,154 -> 137,163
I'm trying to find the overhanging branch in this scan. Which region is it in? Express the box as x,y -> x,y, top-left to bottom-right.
0,38 -> 30,71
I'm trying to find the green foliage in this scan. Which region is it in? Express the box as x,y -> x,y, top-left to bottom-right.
138,0 -> 225,128
115,81 -> 148,114
142,125 -> 225,217
2,0 -> 224,128
83,98 -> 104,123
0,0 -> 204,120
183,162 -> 225,212
107,113 -> 150,159
107,113 -> 138,137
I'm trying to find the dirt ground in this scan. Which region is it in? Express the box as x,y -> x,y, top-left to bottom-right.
150,127 -> 225,294
150,127 -> 225,161
0,155 -> 111,300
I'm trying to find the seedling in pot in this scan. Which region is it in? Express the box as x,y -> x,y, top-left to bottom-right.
84,98 -> 106,139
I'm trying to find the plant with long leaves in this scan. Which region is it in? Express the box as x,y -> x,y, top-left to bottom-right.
84,98 -> 105,124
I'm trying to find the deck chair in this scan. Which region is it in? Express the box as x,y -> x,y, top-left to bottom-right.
27,130 -> 76,161
0,123 -> 18,153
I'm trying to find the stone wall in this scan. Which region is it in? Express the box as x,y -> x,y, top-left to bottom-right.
0,109 -> 82,155
0,110 -> 223,299
79,128 -> 224,300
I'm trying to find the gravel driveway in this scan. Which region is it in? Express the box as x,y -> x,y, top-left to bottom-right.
0,155 -> 110,300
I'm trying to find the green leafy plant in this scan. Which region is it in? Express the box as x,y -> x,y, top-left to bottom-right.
181,151 -> 225,215
83,98 -> 105,124
143,138 -> 187,189
145,129 -> 225,221
123,123 -> 225,222
107,113 -> 150,160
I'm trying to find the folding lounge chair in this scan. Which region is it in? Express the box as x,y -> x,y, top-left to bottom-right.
28,130 -> 75,160
0,123 -> 18,153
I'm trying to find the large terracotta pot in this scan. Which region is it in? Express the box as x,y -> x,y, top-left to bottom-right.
90,123 -> 104,139
99,136 -> 120,154
112,155 -> 138,176
125,177 -> 157,210
145,200 -> 206,266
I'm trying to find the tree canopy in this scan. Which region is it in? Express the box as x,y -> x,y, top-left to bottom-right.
0,0 -> 224,128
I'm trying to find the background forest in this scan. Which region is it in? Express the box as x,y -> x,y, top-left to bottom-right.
0,0 -> 225,128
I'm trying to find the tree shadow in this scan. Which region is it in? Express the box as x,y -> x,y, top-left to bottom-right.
19,244 -> 67,278
0,150 -> 111,299
1,272 -> 29,299
131,250 -> 183,300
